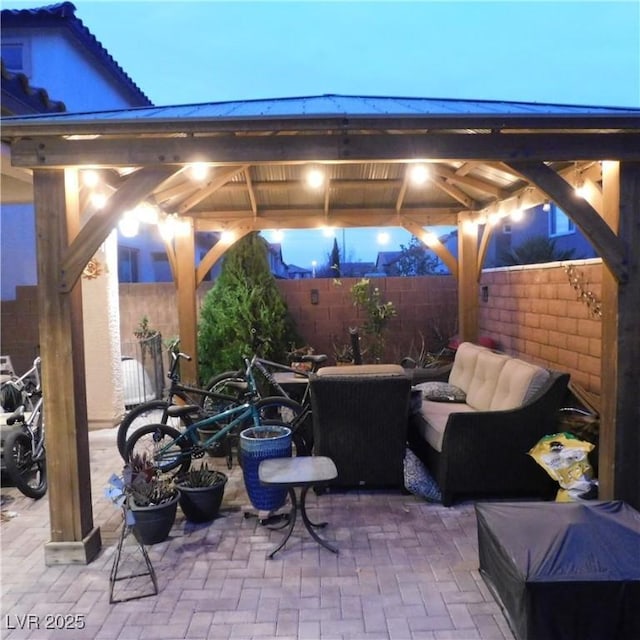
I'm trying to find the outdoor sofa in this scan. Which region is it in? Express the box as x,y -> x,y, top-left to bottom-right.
309,364 -> 411,489
408,341 -> 570,506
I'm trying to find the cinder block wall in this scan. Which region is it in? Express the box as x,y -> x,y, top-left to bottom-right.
479,259 -> 602,394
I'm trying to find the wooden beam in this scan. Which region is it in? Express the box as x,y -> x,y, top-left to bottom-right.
10,132 -> 640,168
33,169 -> 101,564
196,228 -> 252,285
505,160 -> 628,283
476,223 -> 495,279
395,169 -> 410,212
175,220 -> 198,383
244,167 -> 258,215
400,218 -> 458,278
191,206 -> 459,230
59,167 -> 176,292
177,165 -> 247,214
457,220 -> 479,343
601,161 -> 640,509
431,174 -> 479,209
432,164 -> 508,198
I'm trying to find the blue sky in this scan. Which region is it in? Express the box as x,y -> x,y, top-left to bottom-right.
13,0 -> 640,268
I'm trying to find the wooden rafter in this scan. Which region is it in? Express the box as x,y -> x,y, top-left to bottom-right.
431,164 -> 508,199
431,174 -> 478,209
400,217 -> 458,278
244,167 -> 258,215
177,165 -> 247,214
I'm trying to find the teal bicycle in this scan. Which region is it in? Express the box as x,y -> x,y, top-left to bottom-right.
123,355 -> 306,476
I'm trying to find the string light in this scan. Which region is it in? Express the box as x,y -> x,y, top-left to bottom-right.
306,167 -> 324,189
409,164 -> 429,185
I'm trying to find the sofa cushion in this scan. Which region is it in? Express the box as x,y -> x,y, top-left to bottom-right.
448,342 -> 486,393
317,364 -> 406,377
465,350 -> 511,410
415,400 -> 476,451
489,359 -> 550,410
417,381 -> 467,403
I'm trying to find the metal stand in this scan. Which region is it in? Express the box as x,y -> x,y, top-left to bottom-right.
109,510 -> 158,604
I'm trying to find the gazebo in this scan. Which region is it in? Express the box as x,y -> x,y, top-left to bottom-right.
2,94 -> 639,563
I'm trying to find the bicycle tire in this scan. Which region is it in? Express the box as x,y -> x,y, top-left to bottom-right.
4,430 -> 47,499
203,371 -> 246,413
116,398 -> 193,461
253,396 -> 312,456
124,423 -> 192,477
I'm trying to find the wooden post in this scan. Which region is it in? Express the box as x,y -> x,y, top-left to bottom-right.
34,169 -> 101,564
175,220 -> 198,383
457,220 -> 479,343
600,161 -> 640,509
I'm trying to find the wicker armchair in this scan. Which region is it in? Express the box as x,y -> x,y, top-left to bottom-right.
309,365 -> 411,489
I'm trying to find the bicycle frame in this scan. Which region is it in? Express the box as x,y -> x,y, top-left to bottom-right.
10,357 -> 45,460
147,357 -> 277,469
249,355 -> 313,405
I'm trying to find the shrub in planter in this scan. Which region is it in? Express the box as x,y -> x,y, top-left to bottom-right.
126,453 -> 180,545
175,464 -> 228,523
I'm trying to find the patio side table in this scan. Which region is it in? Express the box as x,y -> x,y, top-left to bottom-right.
258,456 -> 338,558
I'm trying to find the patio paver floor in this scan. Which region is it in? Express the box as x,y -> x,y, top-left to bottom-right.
1,428 -> 514,640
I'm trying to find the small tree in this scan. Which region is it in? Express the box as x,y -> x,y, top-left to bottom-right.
350,278 -> 397,363
198,233 -> 300,382
329,237 -> 341,278
396,236 -> 440,275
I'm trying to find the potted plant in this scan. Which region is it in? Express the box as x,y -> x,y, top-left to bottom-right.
126,453 -> 180,545
174,463 -> 228,523
239,424 -> 292,512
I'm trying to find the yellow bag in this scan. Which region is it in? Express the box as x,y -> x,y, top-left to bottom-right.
528,432 -> 597,502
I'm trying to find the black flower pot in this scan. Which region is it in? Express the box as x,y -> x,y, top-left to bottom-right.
129,492 -> 179,545
176,473 -> 227,523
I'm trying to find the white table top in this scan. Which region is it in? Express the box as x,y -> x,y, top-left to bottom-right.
259,456 -> 337,486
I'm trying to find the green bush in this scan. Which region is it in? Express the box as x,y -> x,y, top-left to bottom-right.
197,233 -> 300,381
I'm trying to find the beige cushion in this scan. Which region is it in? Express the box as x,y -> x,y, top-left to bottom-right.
448,342 -> 486,393
465,350 -> 510,410
317,364 -> 406,377
489,359 -> 550,410
416,400 -> 476,451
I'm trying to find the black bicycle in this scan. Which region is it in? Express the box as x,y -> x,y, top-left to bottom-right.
116,345 -> 243,460
2,357 -> 47,499
205,330 -> 327,453
124,354 -> 309,474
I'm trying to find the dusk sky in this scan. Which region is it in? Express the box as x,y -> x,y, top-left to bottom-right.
10,0 -> 639,268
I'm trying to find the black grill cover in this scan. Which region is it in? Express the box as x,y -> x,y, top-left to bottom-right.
476,501 -> 640,640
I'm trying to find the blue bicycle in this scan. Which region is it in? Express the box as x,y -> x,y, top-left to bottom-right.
123,355 -> 306,476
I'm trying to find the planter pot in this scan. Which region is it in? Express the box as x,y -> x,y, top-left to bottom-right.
129,491 -> 179,545
239,425 -> 292,511
176,473 -> 227,523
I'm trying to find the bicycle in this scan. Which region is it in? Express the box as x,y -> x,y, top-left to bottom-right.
124,354 -> 308,475
116,344 -> 243,461
2,357 -> 47,499
205,331 -> 327,454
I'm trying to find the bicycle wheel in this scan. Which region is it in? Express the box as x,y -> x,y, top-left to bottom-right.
4,430 -> 47,499
117,399 -> 193,461
202,371 -> 246,414
253,396 -> 312,456
124,424 -> 192,477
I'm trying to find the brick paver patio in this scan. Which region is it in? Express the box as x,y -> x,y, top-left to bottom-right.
1,428 -> 514,639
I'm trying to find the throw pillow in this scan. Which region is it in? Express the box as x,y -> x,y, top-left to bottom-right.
404,449 -> 442,502
418,381 -> 467,403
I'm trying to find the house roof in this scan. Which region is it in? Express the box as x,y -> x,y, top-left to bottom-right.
1,2 -> 152,107
1,59 -> 66,115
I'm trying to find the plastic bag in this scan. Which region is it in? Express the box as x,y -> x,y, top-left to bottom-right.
528,432 -> 598,502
